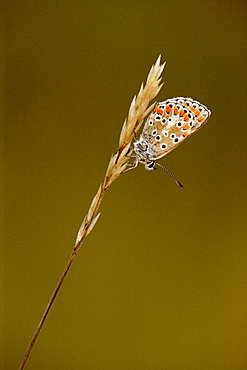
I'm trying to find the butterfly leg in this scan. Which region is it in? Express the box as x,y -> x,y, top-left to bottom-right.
123,158 -> 139,172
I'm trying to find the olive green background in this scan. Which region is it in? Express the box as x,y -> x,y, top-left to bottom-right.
3,1 -> 247,369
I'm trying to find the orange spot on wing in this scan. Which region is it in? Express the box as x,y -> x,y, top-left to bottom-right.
183,123 -> 190,130
166,105 -> 172,113
180,110 -> 185,117
174,107 -> 179,115
154,107 -> 164,114
183,132 -> 189,138
184,114 -> 190,122
194,110 -> 200,117
198,116 -> 205,122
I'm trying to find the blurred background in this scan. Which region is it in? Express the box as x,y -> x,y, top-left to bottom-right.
3,1 -> 247,369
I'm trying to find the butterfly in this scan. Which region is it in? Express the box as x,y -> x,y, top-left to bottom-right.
127,97 -> 211,189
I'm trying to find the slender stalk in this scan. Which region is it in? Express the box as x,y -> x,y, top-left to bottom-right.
18,55 -> 165,369
18,249 -> 77,369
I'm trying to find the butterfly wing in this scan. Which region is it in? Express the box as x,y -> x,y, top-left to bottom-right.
139,97 -> 211,160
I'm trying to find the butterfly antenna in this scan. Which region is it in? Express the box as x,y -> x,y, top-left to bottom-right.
155,162 -> 184,190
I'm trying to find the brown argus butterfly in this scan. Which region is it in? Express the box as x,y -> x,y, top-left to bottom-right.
127,97 -> 211,188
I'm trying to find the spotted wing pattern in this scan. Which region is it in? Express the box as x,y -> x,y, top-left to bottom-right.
139,97 -> 211,160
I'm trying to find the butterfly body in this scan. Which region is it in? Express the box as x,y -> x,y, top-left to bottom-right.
133,97 -> 211,171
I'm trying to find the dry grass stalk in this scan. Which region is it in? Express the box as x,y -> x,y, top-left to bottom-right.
18,55 -> 165,370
